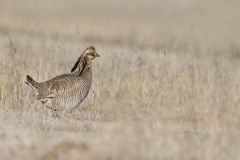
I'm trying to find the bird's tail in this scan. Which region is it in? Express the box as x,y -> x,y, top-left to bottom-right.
25,75 -> 39,91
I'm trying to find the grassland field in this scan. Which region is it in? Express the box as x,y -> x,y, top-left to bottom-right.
0,0 -> 240,159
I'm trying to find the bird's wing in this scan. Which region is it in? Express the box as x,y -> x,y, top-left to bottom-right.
38,74 -> 76,99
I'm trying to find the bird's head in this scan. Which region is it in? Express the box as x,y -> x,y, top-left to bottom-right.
83,46 -> 100,60
71,46 -> 100,73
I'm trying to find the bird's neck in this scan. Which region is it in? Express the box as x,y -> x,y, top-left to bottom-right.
79,57 -> 92,76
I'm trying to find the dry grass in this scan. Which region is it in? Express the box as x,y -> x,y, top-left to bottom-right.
1,0 -> 240,159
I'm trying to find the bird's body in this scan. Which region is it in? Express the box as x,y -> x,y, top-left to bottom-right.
25,46 -> 99,112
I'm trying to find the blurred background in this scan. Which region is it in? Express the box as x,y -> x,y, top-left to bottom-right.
0,0 -> 240,160
1,0 -> 240,51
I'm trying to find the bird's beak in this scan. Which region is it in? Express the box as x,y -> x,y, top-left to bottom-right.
96,53 -> 100,57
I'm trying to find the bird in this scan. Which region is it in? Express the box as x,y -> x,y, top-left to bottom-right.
25,46 -> 100,112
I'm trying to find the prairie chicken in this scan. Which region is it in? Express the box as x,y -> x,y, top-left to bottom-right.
25,46 -> 100,112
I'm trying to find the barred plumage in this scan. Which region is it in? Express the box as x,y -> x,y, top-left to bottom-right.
25,46 -> 100,112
